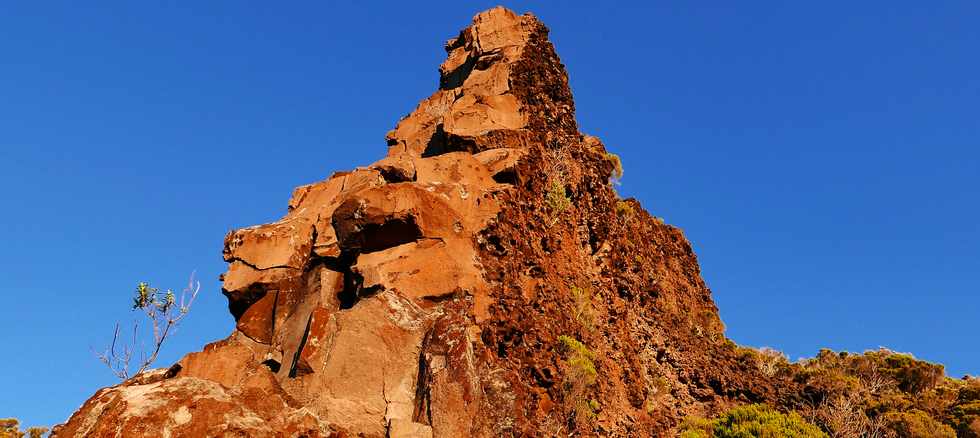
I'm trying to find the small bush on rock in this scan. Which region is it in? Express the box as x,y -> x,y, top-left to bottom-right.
615,200 -> 634,218
570,286 -> 596,331
558,335 -> 598,426
883,409 -> 955,438
605,152 -> 623,181
680,404 -> 827,438
546,178 -> 571,214
883,353 -> 944,395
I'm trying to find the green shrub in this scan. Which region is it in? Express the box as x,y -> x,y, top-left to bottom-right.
0,419 -> 48,438
883,353 -> 944,394
558,335 -> 598,425
0,420 -> 20,438
961,377 -> 980,401
786,349 -> 964,437
546,178 -> 571,213
884,409 -> 955,438
951,400 -> 980,438
605,152 -> 624,181
680,404 -> 827,438
737,346 -> 787,378
615,200 -> 634,218
558,335 -> 597,386
679,416 -> 714,438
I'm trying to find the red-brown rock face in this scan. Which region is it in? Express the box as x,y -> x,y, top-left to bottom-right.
58,7 -> 780,437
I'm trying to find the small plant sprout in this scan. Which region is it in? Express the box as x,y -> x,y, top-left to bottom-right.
97,271 -> 201,380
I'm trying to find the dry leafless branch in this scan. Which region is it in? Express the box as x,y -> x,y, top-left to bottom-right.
95,271 -> 200,380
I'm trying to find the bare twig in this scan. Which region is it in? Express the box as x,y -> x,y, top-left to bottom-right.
96,271 -> 201,380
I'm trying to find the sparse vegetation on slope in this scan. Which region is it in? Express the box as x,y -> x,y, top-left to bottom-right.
680,404 -> 826,438
558,335 -> 599,428
740,347 -> 980,438
545,177 -> 571,214
570,285 -> 596,332
604,152 -> 623,182
0,419 -> 47,438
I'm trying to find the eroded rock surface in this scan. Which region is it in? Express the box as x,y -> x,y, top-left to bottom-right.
58,7 -> 782,437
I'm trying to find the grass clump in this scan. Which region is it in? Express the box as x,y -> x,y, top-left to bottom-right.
651,374 -> 671,397
615,200 -> 634,218
680,404 -> 827,438
558,335 -> 599,425
570,286 -> 596,331
558,335 -> 597,385
605,152 -> 623,181
546,178 -> 571,214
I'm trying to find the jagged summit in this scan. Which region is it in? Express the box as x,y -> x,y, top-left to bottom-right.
58,7 -> 778,437
386,6 -> 576,160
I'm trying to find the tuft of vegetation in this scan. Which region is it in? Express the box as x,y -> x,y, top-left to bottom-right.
756,347 -> 788,377
651,374 -> 671,397
570,285 -> 596,331
97,273 -> 200,380
692,309 -> 725,341
588,399 -> 601,413
558,335 -> 599,426
546,177 -> 571,214
605,152 -> 623,181
737,346 -> 789,378
558,335 -> 597,385
646,368 -> 672,413
0,419 -> 48,438
679,404 -> 827,438
615,200 -> 634,218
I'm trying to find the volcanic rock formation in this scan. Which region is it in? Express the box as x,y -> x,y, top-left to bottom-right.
57,7 -> 787,437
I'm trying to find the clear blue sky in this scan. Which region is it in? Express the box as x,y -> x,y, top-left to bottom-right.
1,1 -> 977,429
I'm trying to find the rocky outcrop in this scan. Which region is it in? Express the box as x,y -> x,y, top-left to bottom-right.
58,7 -> 783,437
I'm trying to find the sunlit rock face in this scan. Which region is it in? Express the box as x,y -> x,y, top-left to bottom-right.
59,9 -> 540,437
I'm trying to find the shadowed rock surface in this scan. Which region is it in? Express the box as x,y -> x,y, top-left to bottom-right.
55,7 -> 980,438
